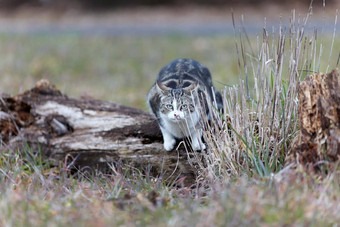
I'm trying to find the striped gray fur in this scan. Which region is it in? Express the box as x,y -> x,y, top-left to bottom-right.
147,58 -> 222,151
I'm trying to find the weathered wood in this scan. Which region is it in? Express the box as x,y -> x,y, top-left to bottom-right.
0,80 -> 197,185
289,69 -> 340,170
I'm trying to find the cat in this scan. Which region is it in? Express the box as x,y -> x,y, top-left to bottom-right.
147,58 -> 223,151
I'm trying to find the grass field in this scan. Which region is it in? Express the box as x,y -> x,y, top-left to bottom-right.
1,8 -> 340,226
1,33 -> 338,111
0,148 -> 339,226
0,34 -> 241,110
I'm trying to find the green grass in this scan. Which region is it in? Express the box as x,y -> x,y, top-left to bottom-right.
1,33 -> 337,111
1,33 -> 338,111
0,34 -> 240,110
1,9 -> 340,226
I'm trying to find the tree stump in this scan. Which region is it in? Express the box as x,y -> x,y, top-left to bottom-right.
0,80 -> 198,185
289,69 -> 340,170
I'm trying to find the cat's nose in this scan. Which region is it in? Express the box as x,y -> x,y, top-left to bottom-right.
174,113 -> 180,119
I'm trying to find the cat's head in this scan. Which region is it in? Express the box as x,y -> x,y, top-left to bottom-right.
156,82 -> 199,122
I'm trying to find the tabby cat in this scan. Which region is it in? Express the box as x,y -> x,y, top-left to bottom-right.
147,58 -> 222,151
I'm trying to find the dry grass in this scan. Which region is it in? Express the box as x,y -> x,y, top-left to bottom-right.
0,148 -> 339,226
195,7 -> 340,180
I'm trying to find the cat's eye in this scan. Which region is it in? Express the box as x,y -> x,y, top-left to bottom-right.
181,104 -> 188,110
166,104 -> 173,110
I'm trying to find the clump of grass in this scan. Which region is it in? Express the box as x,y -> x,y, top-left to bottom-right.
195,6 -> 339,179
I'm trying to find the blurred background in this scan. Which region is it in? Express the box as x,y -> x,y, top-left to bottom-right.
0,0 -> 336,10
0,0 -> 339,110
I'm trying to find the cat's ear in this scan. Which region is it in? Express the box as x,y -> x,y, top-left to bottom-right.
156,81 -> 171,93
184,82 -> 199,93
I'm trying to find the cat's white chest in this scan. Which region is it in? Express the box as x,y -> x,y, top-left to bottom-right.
160,110 -> 199,138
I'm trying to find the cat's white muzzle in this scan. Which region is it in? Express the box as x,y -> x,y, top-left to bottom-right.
167,111 -> 186,122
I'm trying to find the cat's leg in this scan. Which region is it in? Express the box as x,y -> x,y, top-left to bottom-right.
160,126 -> 176,151
191,129 -> 206,151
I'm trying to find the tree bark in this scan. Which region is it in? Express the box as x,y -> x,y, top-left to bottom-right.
0,79 -> 197,185
288,69 -> 340,170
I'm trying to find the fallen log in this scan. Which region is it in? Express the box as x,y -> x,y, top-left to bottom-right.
289,69 -> 340,170
2,69 -> 339,181
0,80 -> 197,185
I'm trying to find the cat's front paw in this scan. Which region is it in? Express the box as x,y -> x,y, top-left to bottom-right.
192,140 -> 206,151
163,138 -> 176,151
